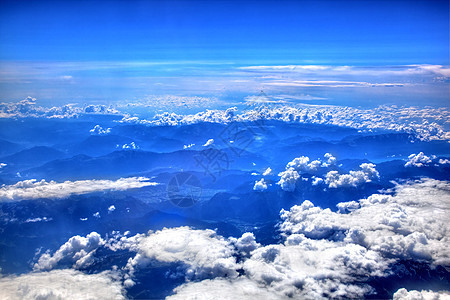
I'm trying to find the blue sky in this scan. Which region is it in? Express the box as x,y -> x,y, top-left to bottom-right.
1,0 -> 448,64
0,0 -> 448,107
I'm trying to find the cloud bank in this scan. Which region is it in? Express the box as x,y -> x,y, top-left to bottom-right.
0,269 -> 125,300
121,103 -> 450,141
0,177 -> 158,201
0,97 -> 120,119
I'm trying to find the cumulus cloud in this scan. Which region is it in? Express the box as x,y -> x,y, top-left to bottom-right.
323,153 -> 337,166
276,154 -> 343,190
124,227 -> 239,284
108,205 -> 116,213
121,104 -> 450,141
262,167 -> 272,176
325,163 -> 379,188
121,141 -> 139,150
34,232 -> 105,271
0,96 -> 120,119
203,139 -> 214,147
90,125 -> 111,135
0,269 -> 125,300
279,179 -> 450,266
277,169 -> 300,192
0,177 -> 158,201
229,232 -> 260,257
167,277 -> 284,300
287,156 -> 322,172
0,163 -> 6,169
393,288 -> 450,300
404,152 -> 446,168
253,178 -> 268,191
242,239 -> 390,299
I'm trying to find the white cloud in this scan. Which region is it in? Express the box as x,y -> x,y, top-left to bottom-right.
124,227 -> 239,284
439,158 -> 450,165
242,240 -> 389,299
287,156 -> 322,173
167,277 -> 285,300
404,153 -> 450,168
239,64 -> 450,78
262,167 -> 272,176
203,139 -> 214,147
277,169 -> 300,192
393,288 -> 450,300
116,95 -> 220,110
34,232 -> 105,271
311,176 -> 324,186
253,179 -> 268,191
0,177 -> 158,201
122,104 -> 450,141
0,163 -> 6,169
108,205 -> 116,213
229,232 -> 260,257
121,142 -> 139,150
323,153 -> 337,166
0,97 -> 120,119
0,269 -> 125,300
24,216 -> 52,223
90,125 -> 111,136
325,163 -> 379,188
279,179 -> 450,266
183,143 -> 195,149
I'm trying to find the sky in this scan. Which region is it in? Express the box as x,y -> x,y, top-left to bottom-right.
0,0 -> 448,107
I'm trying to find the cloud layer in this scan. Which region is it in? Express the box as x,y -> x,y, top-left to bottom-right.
121,104 -> 450,141
0,177 -> 157,201
0,269 -> 125,300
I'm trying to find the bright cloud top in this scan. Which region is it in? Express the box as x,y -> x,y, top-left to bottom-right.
0,177 -> 158,201
325,163 -> 379,188
0,269 -> 125,300
0,97 -> 119,119
279,178 -> 450,266
277,154 -> 380,191
123,104 -> 450,141
34,232 -> 105,271
23,178 -> 450,300
124,227 -> 239,285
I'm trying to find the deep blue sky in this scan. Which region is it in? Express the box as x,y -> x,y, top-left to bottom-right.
0,0 -> 448,64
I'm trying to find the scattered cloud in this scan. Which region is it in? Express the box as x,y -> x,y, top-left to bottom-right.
121,142 -> 139,150
184,143 -> 195,149
403,152 -> 450,168
203,139 -> 214,147
18,179 -> 450,300
253,178 -> 268,191
34,232 -> 105,271
90,125 -> 111,136
325,163 -> 379,188
262,167 -> 272,176
393,288 -> 450,300
277,169 -> 300,192
0,177 -> 158,201
108,205 -> 116,213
